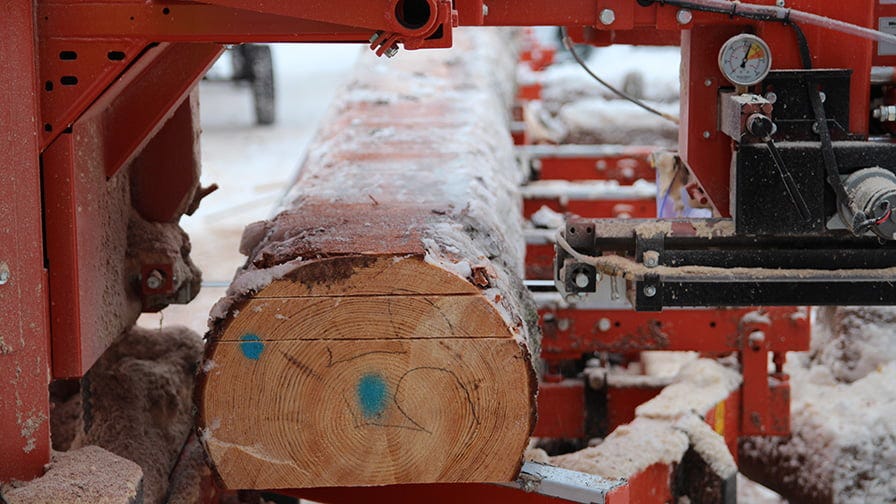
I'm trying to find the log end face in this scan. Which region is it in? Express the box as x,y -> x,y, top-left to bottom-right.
198,255 -> 535,489
198,338 -> 534,488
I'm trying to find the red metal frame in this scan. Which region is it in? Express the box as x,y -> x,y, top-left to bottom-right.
0,1 -> 53,481
43,43 -> 220,379
1,0 -> 886,493
539,307 -> 808,360
534,147 -> 657,183
285,480 -> 629,504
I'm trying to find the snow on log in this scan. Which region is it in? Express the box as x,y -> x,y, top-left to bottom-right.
740,307 -> 896,504
197,28 -> 540,489
550,359 -> 741,501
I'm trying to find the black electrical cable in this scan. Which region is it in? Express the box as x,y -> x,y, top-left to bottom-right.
788,20 -> 874,231
560,28 -> 679,125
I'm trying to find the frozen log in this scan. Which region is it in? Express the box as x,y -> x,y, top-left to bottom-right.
197,28 -> 540,490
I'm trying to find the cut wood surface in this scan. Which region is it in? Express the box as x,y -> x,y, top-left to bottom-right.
197,28 -> 540,489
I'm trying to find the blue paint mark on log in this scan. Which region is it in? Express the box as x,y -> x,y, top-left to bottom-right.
357,373 -> 388,418
239,334 -> 264,360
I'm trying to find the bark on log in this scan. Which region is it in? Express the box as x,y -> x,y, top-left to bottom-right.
197,28 -> 540,490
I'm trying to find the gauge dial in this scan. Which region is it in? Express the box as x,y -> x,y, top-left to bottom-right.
718,34 -> 773,87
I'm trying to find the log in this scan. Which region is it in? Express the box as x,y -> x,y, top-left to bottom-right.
197,28 -> 540,490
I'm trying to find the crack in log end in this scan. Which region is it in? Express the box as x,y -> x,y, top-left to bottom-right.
239,334 -> 265,361
325,347 -> 409,367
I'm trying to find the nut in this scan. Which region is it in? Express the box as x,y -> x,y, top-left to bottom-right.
643,250 -> 660,268
145,269 -> 165,290
676,9 -> 693,25
599,8 -> 616,25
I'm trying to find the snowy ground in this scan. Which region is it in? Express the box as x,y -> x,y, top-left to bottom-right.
138,44 -> 361,334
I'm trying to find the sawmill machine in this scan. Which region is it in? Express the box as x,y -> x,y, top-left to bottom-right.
3,0 -> 896,496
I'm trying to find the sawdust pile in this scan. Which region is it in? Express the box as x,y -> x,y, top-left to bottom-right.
740,307 -> 896,504
30,325 -> 205,504
2,445 -> 143,504
74,325 -> 203,504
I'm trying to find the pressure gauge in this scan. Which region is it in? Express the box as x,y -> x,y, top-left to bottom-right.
718,34 -> 773,87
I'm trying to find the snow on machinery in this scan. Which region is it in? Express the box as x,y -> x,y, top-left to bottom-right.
3,0 -> 896,502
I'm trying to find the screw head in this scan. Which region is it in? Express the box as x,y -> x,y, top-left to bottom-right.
384,46 -> 399,58
599,8 -> 616,25
775,0 -> 785,6
145,269 -> 164,290
704,78 -> 713,87
643,285 -> 657,297
0,262 -> 9,286
765,92 -> 778,104
676,9 -> 693,25
598,318 -> 612,332
574,272 -> 590,289
703,130 -> 712,139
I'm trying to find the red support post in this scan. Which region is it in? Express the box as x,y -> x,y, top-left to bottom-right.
0,0 -> 53,481
43,43 -> 220,378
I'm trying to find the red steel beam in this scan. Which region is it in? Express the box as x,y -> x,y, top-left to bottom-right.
535,148 -> 657,183
0,1 -> 52,481
524,198 -> 654,219
540,307 -> 809,361
284,481 -> 628,504
43,42 -> 219,378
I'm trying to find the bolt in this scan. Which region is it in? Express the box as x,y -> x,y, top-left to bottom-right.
595,160 -> 608,171
676,9 -> 693,25
765,92 -> 777,104
574,272 -> 590,288
775,0 -> 785,6
819,91 -> 826,103
145,269 -> 164,290
598,317 -> 612,332
599,8 -> 616,25
703,130 -> 711,139
482,3 -> 489,16
532,158 -> 542,170
704,78 -> 713,87
643,285 -> 657,297
0,262 -> 9,286
643,251 -> 659,268
811,122 -> 820,134
384,45 -> 399,58
749,331 -> 766,350
369,32 -> 381,44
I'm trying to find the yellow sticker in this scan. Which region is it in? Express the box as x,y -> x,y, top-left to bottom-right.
714,401 -> 725,436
